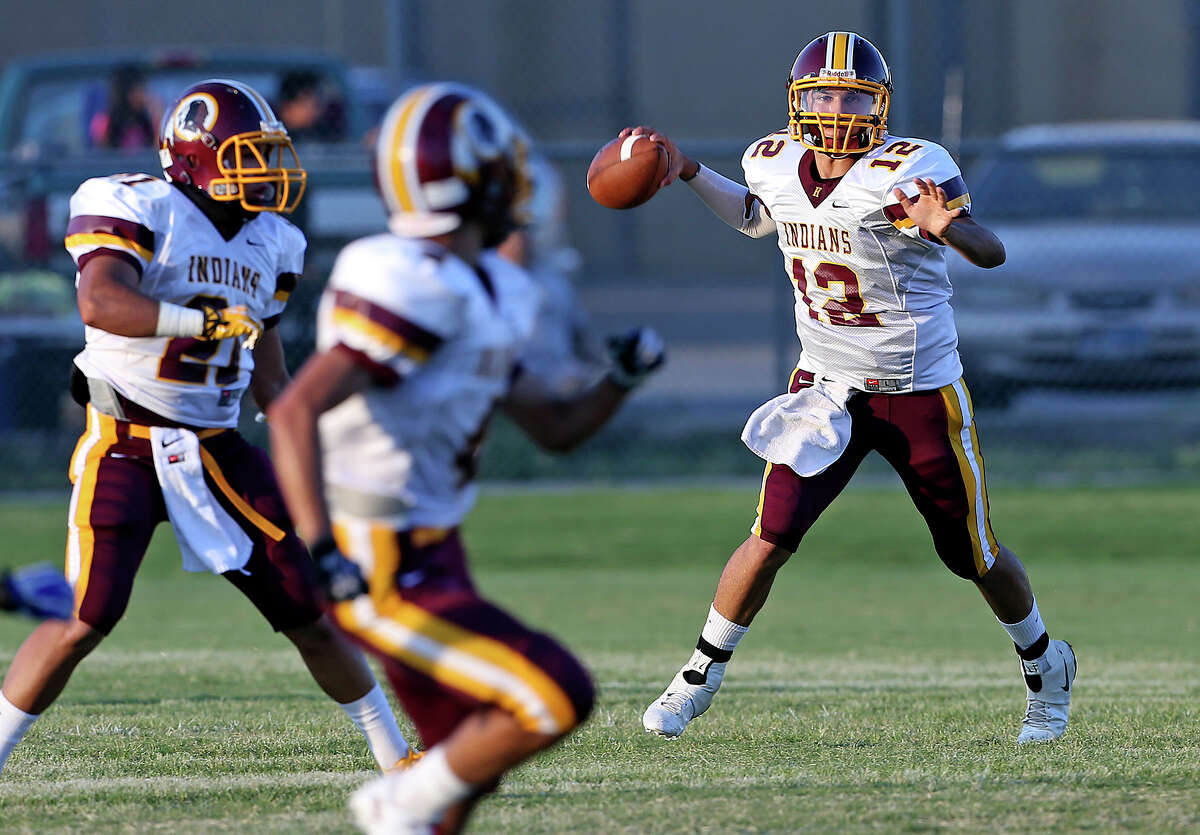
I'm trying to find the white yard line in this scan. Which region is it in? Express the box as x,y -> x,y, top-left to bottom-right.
0,769 -> 373,799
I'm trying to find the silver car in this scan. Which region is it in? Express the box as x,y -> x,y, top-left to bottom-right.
950,122 -> 1200,407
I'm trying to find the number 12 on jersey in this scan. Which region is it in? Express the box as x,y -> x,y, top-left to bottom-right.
790,258 -> 881,328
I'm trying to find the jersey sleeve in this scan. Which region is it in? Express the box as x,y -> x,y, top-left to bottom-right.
880,142 -> 971,242
261,217 -> 308,326
64,175 -> 163,277
730,134 -> 789,239
319,243 -> 463,386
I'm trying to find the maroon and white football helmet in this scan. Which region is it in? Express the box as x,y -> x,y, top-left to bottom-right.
159,79 -> 307,213
788,32 -> 893,155
373,82 -> 531,245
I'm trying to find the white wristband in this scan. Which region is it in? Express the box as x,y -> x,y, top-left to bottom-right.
156,303 -> 206,337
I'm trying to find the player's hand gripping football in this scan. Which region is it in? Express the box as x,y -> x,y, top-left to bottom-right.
201,304 -> 264,349
309,538 -> 368,603
618,126 -> 698,188
892,177 -> 962,238
606,326 -> 666,390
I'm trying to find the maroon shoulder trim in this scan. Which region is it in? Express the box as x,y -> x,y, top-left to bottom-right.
76,248 -> 144,277
66,214 -> 155,252
331,289 -> 444,353
332,343 -> 402,387
275,272 -> 299,294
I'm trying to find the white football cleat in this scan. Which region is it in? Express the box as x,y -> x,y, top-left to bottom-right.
642,649 -> 727,738
1016,639 -> 1076,744
349,772 -> 434,835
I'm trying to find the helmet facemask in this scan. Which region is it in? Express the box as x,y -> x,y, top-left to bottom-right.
208,131 -> 307,213
788,77 -> 890,155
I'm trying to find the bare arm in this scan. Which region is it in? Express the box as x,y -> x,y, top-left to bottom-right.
76,252 -> 266,341
268,348 -> 373,544
76,254 -> 161,335
501,325 -> 665,451
249,326 -> 290,411
500,370 -> 630,453
892,178 -> 1006,269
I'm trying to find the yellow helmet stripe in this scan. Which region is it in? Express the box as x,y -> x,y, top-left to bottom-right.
831,32 -> 851,70
383,87 -> 433,214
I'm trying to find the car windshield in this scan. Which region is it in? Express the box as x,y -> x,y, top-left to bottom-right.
970,148 -> 1200,220
14,66 -> 345,155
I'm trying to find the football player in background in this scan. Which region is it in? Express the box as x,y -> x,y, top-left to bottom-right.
0,80 -> 413,777
497,154 -> 606,396
632,32 -> 1075,745
268,82 -> 664,833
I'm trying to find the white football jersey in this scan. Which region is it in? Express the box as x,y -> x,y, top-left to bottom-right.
66,174 -> 305,426
743,131 -> 970,392
316,235 -> 540,529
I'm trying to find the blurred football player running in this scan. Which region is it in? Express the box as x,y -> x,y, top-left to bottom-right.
0,79 -> 412,777
497,154 -> 606,396
268,83 -> 664,834
633,32 -> 1075,745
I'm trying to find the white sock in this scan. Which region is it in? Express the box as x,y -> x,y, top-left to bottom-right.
339,683 -> 411,769
999,598 -> 1047,652
0,691 -> 40,775
384,744 -> 473,821
700,604 -> 749,653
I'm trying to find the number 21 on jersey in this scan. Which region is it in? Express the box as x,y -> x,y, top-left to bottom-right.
790,258 -> 881,327
157,294 -> 242,385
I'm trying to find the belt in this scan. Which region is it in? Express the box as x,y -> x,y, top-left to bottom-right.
85,380 -> 228,440
125,423 -> 226,441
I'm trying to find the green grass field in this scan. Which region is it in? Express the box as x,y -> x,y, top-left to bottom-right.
0,485 -> 1197,833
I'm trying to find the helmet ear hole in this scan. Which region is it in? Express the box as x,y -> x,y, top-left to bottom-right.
185,154 -> 199,169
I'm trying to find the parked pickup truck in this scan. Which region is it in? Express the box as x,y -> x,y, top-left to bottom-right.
0,49 -> 390,428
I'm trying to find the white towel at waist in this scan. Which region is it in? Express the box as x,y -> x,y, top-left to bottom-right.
741,377 -> 854,477
149,426 -> 253,575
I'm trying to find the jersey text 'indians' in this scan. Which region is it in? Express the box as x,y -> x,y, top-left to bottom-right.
186,254 -> 262,295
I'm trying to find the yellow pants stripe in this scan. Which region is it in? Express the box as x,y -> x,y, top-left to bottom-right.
198,448 -> 286,541
832,32 -> 850,69
65,407 -> 119,614
751,462 -> 773,539
331,522 -> 577,735
939,379 -> 998,575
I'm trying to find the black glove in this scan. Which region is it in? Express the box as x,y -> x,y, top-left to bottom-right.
605,326 -> 666,390
310,538 -> 368,603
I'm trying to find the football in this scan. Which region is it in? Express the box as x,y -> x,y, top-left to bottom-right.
586,134 -> 670,209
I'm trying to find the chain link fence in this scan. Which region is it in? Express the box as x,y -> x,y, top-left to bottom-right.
3,1 -> 1200,490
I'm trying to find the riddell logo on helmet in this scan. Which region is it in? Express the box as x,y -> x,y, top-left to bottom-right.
821,68 -> 858,79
